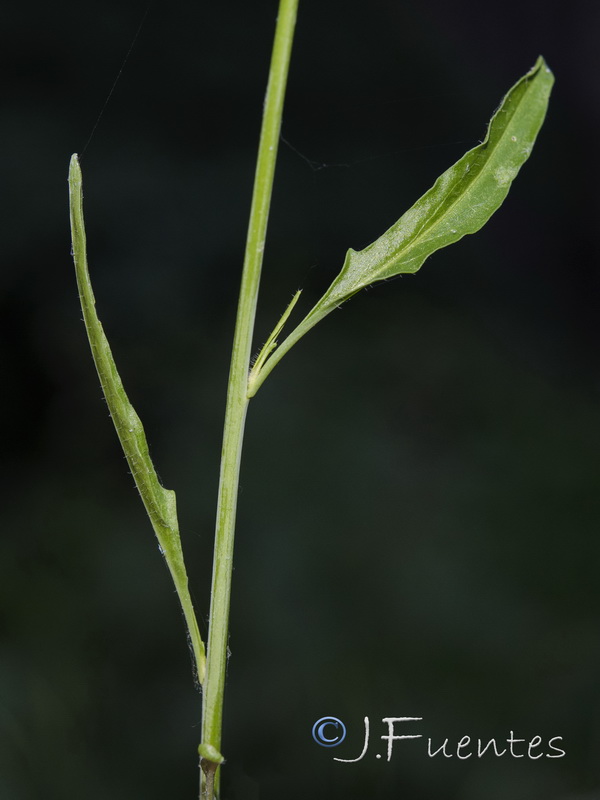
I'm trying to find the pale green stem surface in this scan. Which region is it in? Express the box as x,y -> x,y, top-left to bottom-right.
199,0 -> 299,792
68,155 -> 206,686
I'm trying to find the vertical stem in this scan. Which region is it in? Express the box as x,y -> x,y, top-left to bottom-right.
199,0 -> 299,793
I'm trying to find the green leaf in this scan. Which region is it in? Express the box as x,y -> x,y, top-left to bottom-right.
248,56 -> 554,397
68,155 -> 205,685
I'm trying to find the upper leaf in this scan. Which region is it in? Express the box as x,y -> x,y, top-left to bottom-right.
248,57 -> 554,396
317,56 -> 553,309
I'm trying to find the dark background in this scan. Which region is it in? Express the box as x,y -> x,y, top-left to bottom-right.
2,0 -> 599,798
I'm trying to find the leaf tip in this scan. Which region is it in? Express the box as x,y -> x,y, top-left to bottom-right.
533,55 -> 554,84
69,153 -> 82,185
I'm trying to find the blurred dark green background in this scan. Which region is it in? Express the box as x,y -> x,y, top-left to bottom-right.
2,0 -> 599,798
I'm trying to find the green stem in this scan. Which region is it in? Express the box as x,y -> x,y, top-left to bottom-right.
199,0 -> 299,792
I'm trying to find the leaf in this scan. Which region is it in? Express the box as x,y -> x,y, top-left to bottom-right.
248,56 -> 554,397
68,155 -> 205,685
251,289 -> 302,376
312,56 -> 554,308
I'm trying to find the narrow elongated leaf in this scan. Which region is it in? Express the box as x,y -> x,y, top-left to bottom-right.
68,155 -> 205,684
248,57 -> 554,396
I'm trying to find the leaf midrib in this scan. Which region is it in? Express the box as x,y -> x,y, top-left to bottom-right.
341,69 -> 538,292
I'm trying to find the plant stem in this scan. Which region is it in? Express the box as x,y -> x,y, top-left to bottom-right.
199,0 -> 299,794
